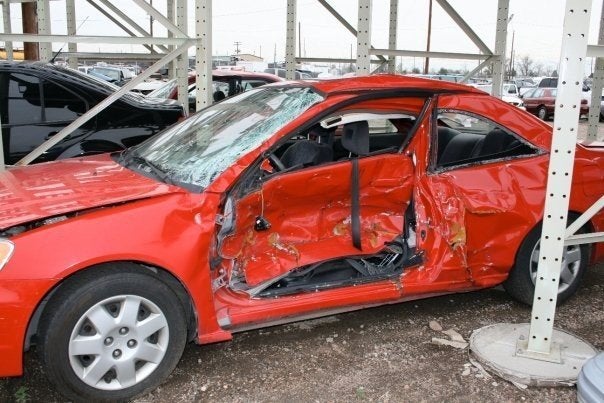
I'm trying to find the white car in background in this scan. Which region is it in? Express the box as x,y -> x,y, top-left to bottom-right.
469,83 -> 526,110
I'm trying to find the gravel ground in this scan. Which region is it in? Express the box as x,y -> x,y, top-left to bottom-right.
1,120 -> 602,403
1,263 -> 602,403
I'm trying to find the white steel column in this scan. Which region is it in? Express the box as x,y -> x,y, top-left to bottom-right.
37,0 -> 52,61
1,1 -> 13,61
175,0 -> 188,110
167,0 -> 175,79
65,0 -> 77,68
356,0 -> 372,76
388,0 -> 398,73
195,0 -> 212,110
588,1 -> 604,142
285,0 -> 297,80
527,0 -> 592,355
491,0 -> 509,97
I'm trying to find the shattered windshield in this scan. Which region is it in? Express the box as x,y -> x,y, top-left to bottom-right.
130,86 -> 324,191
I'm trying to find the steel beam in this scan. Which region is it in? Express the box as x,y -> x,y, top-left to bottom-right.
2,0 -> 13,61
2,33 -> 189,45
195,0 -> 212,110
61,52 -> 166,61
388,0 -> 398,73
175,0 -> 188,110
461,56 -> 494,82
356,0 -> 372,76
527,0 -> 592,356
97,0 -> 169,53
36,0 -> 51,61
285,0 -> 296,80
588,1 -> 604,142
86,0 -> 156,53
16,42 -> 194,166
435,0 -> 493,56
316,0 -> 386,63
130,0 -> 186,38
491,0 -> 509,97
65,0 -> 77,67
565,195 -> 604,239
370,48 -> 490,60
167,0 -> 175,79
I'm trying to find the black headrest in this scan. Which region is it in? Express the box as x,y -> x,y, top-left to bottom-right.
480,128 -> 512,156
342,121 -> 369,156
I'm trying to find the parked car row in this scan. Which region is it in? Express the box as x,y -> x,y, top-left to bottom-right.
0,74 -> 602,401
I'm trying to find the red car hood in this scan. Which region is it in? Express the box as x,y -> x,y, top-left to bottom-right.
0,154 -> 181,230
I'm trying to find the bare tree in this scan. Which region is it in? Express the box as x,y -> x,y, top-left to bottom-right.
516,55 -> 533,77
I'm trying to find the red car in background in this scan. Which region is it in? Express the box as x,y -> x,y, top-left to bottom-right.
147,69 -> 283,112
0,75 -> 602,401
522,87 -> 589,120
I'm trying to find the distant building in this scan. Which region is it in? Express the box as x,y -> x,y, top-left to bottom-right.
232,53 -> 264,62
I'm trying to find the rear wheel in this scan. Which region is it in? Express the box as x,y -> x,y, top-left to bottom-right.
537,106 -> 548,121
38,267 -> 187,402
504,222 -> 589,305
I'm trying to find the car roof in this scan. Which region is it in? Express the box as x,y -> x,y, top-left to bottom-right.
211,69 -> 283,82
274,74 -> 487,96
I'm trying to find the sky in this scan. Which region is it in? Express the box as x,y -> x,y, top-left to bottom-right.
2,0 -> 604,74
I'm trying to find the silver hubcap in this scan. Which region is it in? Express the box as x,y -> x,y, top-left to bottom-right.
68,295 -> 169,391
529,241 -> 581,293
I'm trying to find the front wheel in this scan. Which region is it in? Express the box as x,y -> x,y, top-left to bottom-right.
503,222 -> 589,306
537,106 -> 548,121
38,267 -> 188,402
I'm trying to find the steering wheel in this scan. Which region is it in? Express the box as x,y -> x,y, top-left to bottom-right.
268,153 -> 286,172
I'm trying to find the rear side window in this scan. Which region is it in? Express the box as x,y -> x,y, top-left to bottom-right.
4,73 -> 43,126
43,80 -> 87,122
1,73 -> 87,126
433,111 -> 540,170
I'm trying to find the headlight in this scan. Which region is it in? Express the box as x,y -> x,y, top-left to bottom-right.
0,239 -> 14,271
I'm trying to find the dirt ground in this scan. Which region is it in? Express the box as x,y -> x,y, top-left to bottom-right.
1,262 -> 602,403
1,120 -> 602,403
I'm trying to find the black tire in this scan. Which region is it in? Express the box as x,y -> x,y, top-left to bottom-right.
38,265 -> 188,402
537,106 -> 548,121
503,220 -> 589,306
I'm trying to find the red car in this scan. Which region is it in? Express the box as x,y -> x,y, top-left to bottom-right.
147,69 -> 283,112
522,87 -> 589,120
1,76 -> 603,401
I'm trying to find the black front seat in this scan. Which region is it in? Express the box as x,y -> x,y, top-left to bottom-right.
280,140 -> 333,169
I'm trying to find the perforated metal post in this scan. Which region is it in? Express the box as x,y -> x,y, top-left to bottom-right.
175,0 -> 188,110
37,0 -> 52,61
195,0 -> 212,110
65,0 -> 77,68
526,0 -> 592,357
285,0 -> 297,80
356,0 -> 372,76
387,0 -> 398,73
491,0 -> 509,97
588,1 -> 604,142
167,0 -> 175,79
1,0 -> 13,61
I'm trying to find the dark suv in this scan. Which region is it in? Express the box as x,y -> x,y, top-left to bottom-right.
0,62 -> 184,165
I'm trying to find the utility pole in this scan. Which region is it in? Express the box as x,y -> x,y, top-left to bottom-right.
21,2 -> 39,60
234,41 -> 242,54
424,0 -> 433,74
508,30 -> 515,80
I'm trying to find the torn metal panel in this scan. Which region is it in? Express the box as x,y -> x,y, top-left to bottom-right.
220,153 -> 414,286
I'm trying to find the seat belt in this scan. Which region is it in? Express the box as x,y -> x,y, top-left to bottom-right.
351,158 -> 362,250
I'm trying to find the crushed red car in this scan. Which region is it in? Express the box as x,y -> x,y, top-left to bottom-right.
0,75 -> 602,401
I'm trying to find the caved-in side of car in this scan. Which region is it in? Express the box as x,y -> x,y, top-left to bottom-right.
0,75 -> 602,401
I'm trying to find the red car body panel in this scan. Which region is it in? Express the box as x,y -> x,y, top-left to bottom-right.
0,75 -> 602,377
